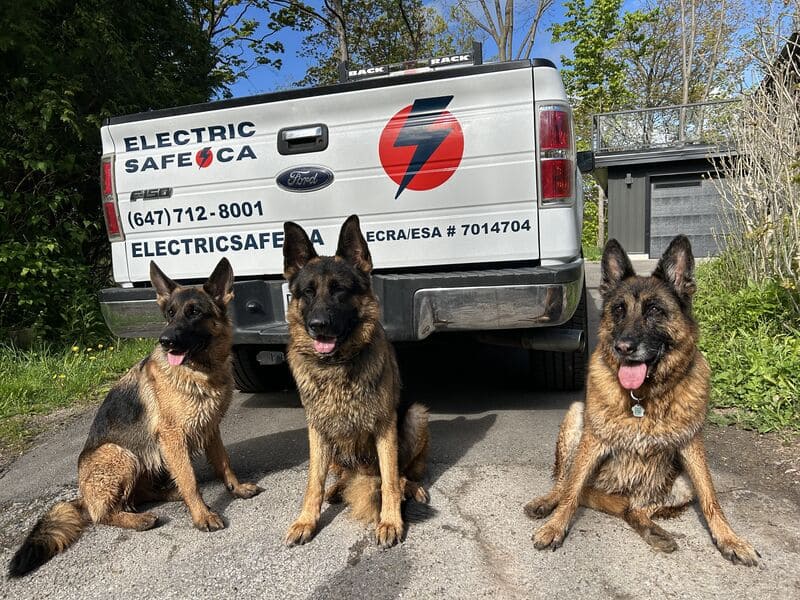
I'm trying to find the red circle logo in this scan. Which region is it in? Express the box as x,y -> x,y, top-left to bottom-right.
379,96 -> 464,198
195,147 -> 213,168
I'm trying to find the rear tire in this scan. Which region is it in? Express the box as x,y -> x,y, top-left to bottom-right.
529,283 -> 589,392
231,346 -> 292,393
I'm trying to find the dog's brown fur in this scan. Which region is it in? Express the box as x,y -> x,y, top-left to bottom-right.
8,258 -> 262,578
524,236 -> 759,566
283,215 -> 429,548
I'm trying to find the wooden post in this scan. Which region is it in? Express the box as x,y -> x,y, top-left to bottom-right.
596,183 -> 606,247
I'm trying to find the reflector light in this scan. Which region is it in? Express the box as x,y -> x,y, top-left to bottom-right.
102,161 -> 113,195
103,202 -> 121,236
541,159 -> 572,200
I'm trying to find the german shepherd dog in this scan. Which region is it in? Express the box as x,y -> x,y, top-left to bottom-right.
282,215 -> 429,548
524,236 -> 759,565
8,258 -> 262,578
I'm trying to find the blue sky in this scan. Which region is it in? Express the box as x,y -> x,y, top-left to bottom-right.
226,1 -> 580,98
218,1 -> 783,104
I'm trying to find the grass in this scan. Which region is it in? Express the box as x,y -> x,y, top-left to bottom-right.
695,260 -> 800,433
0,338 -> 154,452
582,244 -> 602,262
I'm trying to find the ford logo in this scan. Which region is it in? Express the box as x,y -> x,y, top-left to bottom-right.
276,166 -> 334,193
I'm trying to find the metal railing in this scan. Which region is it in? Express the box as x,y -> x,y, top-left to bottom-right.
592,99 -> 740,154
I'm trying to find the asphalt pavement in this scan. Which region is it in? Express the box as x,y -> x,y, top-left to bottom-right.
1,260 -> 798,599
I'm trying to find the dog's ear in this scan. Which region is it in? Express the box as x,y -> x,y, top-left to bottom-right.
150,261 -> 179,309
600,239 -> 635,297
283,221 -> 318,281
653,235 -> 696,306
336,215 -> 372,274
203,257 -> 234,307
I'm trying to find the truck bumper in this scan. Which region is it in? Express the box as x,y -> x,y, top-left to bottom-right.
99,259 -> 584,345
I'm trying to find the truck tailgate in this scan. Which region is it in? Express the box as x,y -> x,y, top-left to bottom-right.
103,64 -> 539,283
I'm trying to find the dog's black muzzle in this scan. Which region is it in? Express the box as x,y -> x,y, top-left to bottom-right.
613,335 -> 666,376
159,324 -> 210,355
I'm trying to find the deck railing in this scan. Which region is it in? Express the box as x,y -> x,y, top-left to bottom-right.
592,99 -> 740,154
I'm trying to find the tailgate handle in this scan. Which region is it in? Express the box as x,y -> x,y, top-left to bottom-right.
278,124 -> 328,155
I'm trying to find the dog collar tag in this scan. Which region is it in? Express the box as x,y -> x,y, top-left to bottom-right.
630,391 -> 645,418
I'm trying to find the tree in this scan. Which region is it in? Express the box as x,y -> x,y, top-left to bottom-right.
711,7 -> 800,302
737,0 -> 800,87
0,0 -> 218,338
551,0 -> 631,146
188,0 -> 308,97
616,0 -> 748,109
449,1 -> 554,61
550,0 -> 638,249
615,6 -> 682,108
675,0 -> 744,103
295,0 -> 455,86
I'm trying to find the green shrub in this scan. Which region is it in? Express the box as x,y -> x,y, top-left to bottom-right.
582,198 -> 599,248
695,259 -> 800,432
581,198 -> 604,260
0,0 -> 217,342
0,239 -> 108,342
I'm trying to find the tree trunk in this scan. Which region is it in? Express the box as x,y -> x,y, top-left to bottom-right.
701,0 -> 726,101
679,0 -> 696,106
678,0 -> 697,143
326,0 -> 348,64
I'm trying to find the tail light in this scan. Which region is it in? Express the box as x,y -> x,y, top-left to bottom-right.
101,156 -> 124,241
538,105 -> 575,204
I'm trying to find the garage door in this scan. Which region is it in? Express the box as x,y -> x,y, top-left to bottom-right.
649,175 -> 729,258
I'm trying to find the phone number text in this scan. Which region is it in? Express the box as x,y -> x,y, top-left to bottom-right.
127,201 -> 264,230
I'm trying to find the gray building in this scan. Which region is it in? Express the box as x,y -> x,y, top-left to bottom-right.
591,100 -> 737,258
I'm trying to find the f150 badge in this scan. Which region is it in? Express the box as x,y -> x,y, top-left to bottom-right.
378,96 -> 464,199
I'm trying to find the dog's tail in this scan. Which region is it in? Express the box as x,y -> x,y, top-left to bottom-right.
342,474 -> 382,525
398,402 -> 429,474
652,473 -> 695,519
341,402 -> 430,526
8,499 -> 89,578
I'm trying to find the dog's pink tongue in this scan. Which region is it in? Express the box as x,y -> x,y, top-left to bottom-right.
167,351 -> 186,366
313,338 -> 336,354
618,363 -> 647,390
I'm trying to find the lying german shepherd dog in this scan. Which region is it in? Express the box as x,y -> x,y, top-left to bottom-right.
8,258 -> 262,578
524,235 -> 759,565
283,215 -> 429,548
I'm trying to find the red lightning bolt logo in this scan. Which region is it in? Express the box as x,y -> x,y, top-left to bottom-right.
195,147 -> 213,168
379,96 -> 464,198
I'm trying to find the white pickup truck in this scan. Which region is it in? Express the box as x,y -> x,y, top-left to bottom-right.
98,49 -> 588,391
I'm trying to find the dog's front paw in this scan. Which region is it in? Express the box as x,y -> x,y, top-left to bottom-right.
193,511 -> 225,532
532,520 -> 568,550
375,520 -> 403,548
230,482 -> 263,499
715,535 -> 760,566
524,494 -> 558,520
285,519 -> 316,546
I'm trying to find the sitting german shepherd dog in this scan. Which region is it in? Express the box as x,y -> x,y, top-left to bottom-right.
283,215 -> 429,548
8,258 -> 262,578
524,235 -> 759,565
